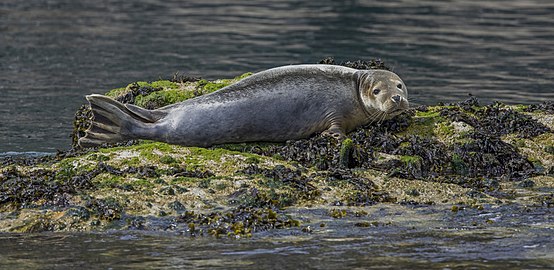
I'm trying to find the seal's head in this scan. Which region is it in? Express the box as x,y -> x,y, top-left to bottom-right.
357,70 -> 409,118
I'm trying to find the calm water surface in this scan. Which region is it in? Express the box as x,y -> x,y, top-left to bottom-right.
1,0 -> 553,152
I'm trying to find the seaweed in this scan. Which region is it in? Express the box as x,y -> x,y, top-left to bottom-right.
85,197 -> 123,221
175,207 -> 300,237
237,164 -> 320,208
319,57 -> 390,71
0,164 -> 97,207
115,82 -> 161,105
442,100 -> 550,138
170,72 -> 201,83
257,136 -> 342,170
524,101 -> 554,114
475,103 -> 550,138
453,133 -> 534,180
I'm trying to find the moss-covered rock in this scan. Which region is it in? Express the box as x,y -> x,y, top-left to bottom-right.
2,62 -> 553,235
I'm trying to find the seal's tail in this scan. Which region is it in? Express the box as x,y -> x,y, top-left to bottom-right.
78,94 -> 167,148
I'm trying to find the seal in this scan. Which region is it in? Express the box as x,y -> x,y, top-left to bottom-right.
79,64 -> 409,147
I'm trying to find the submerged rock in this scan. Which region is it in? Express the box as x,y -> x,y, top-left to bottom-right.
1,60 -> 553,235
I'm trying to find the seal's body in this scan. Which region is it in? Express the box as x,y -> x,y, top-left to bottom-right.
79,65 -> 409,147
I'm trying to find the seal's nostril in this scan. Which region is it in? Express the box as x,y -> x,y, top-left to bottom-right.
392,95 -> 401,103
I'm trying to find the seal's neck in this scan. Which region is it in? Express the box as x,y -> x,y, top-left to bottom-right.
354,70 -> 376,117
355,70 -> 373,92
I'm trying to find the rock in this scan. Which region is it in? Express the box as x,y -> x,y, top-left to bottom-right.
1,62 -> 552,234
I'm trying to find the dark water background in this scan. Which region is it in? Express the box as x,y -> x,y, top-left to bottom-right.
1,0 -> 553,153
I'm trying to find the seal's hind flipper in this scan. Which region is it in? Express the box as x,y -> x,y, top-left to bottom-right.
78,94 -> 167,148
124,103 -> 166,123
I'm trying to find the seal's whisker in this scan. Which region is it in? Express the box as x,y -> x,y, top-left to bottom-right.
375,111 -> 386,125
368,111 -> 383,126
367,111 -> 377,122
383,111 -> 390,122
379,112 -> 388,125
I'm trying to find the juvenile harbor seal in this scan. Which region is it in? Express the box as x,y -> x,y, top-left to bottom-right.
79,64 -> 409,148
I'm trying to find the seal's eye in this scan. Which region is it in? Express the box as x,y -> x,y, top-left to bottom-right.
372,89 -> 381,95
397,84 -> 403,89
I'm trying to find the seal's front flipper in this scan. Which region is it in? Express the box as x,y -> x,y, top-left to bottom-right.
78,94 -> 167,148
321,125 -> 346,140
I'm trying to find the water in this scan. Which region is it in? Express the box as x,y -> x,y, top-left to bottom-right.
1,0 -> 553,153
1,205 -> 553,269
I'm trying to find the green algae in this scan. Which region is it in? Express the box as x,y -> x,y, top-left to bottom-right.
513,104 -> 529,112
134,89 -> 195,108
399,155 -> 422,165
159,155 -> 177,165
329,208 -> 348,218
451,153 -> 469,175
104,73 -> 252,106
196,72 -> 253,95
104,87 -> 127,98
339,138 -> 355,168
197,79 -> 228,93
150,80 -> 179,89
399,109 -> 446,139
105,80 -> 180,98
99,141 -> 176,165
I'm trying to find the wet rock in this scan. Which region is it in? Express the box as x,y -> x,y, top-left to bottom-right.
175,207 -> 299,237
85,197 -> 123,221
168,201 -> 186,212
517,180 -> 535,188
524,101 -> 554,114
